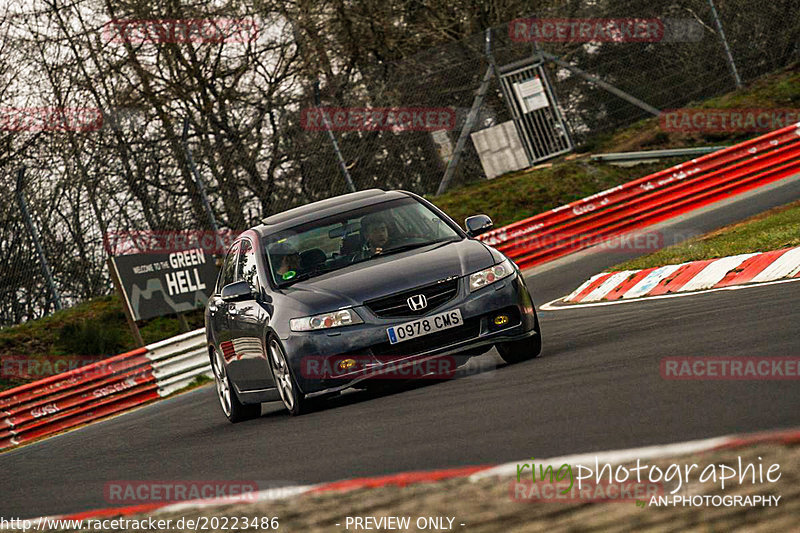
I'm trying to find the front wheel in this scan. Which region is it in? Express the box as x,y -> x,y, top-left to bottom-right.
268,338 -> 308,416
212,348 -> 261,423
496,313 -> 542,364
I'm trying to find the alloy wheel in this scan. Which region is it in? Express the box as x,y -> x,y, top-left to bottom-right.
213,349 -> 232,417
269,339 -> 295,411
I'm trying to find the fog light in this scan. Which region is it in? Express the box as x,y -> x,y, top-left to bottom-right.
337,359 -> 356,371
493,314 -> 509,326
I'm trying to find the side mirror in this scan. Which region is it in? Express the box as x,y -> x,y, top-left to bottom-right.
221,280 -> 253,302
464,214 -> 493,238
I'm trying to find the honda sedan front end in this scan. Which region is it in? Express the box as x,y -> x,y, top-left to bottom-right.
205,189 -> 541,420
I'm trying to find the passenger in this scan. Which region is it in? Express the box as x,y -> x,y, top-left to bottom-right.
269,242 -> 301,280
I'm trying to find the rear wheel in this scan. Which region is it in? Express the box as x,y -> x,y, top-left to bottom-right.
212,349 -> 261,423
268,338 -> 308,416
496,312 -> 542,364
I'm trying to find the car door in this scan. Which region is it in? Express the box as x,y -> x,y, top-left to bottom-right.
226,238 -> 275,391
211,241 -> 239,364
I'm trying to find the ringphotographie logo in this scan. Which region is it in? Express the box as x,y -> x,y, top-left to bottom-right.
659,109 -> 800,133
104,481 -> 258,504
661,357 -> 800,380
102,18 -> 258,44
301,107 -> 456,132
0,107 -> 103,132
512,455 -> 782,508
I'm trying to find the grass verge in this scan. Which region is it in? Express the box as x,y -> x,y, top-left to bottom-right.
0,295 -> 204,391
432,159 -> 680,228
585,66 -> 799,154
611,199 -> 800,271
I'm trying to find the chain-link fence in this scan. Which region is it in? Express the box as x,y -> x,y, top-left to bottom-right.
1,0 -> 798,327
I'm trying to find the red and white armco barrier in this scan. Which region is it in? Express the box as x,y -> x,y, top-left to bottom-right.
0,329 -> 209,451
478,123 -> 800,269
563,246 -> 800,303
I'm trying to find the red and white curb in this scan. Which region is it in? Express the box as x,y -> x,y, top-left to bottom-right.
11,427 -> 798,527
559,246 -> 800,305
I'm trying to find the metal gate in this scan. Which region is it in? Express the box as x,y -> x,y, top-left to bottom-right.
497,57 -> 573,164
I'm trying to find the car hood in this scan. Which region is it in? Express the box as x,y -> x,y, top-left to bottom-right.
283,239 -> 495,310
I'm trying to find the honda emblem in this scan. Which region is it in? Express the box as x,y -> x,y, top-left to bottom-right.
407,294 -> 427,311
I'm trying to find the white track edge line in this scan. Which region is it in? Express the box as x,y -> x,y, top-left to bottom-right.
540,277 -> 800,311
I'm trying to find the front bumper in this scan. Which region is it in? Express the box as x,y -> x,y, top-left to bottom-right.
283,272 -> 538,396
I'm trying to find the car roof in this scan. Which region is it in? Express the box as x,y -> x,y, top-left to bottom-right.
254,189 -> 411,236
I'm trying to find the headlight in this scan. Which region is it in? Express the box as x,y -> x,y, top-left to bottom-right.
290,309 -> 363,332
469,258 -> 515,291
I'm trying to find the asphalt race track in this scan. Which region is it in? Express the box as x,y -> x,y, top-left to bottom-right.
3,175 -> 800,519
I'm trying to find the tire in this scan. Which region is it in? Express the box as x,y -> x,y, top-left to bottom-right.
267,337 -> 308,416
212,348 -> 261,423
496,312 -> 542,364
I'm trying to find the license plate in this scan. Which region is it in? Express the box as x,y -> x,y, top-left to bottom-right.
386,309 -> 463,345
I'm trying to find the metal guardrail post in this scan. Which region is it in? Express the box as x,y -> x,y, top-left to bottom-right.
181,117 -> 226,255
707,0 -> 742,89
539,52 -> 660,117
313,81 -> 357,193
107,257 -> 145,347
15,167 -> 62,312
435,28 -> 495,196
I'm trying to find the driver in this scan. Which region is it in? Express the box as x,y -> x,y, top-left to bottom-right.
269,242 -> 300,280
360,214 -> 392,256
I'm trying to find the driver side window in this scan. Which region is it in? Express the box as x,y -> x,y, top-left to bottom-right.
216,242 -> 239,293
237,239 -> 259,292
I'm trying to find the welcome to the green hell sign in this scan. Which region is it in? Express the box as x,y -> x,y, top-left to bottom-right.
164,248 -> 208,296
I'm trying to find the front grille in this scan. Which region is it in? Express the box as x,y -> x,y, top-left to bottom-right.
371,317 -> 481,358
365,278 -> 459,318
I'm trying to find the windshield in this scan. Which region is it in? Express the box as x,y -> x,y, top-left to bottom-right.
263,197 -> 462,287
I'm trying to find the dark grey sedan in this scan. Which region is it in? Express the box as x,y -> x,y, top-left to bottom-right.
205,189 -> 541,420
